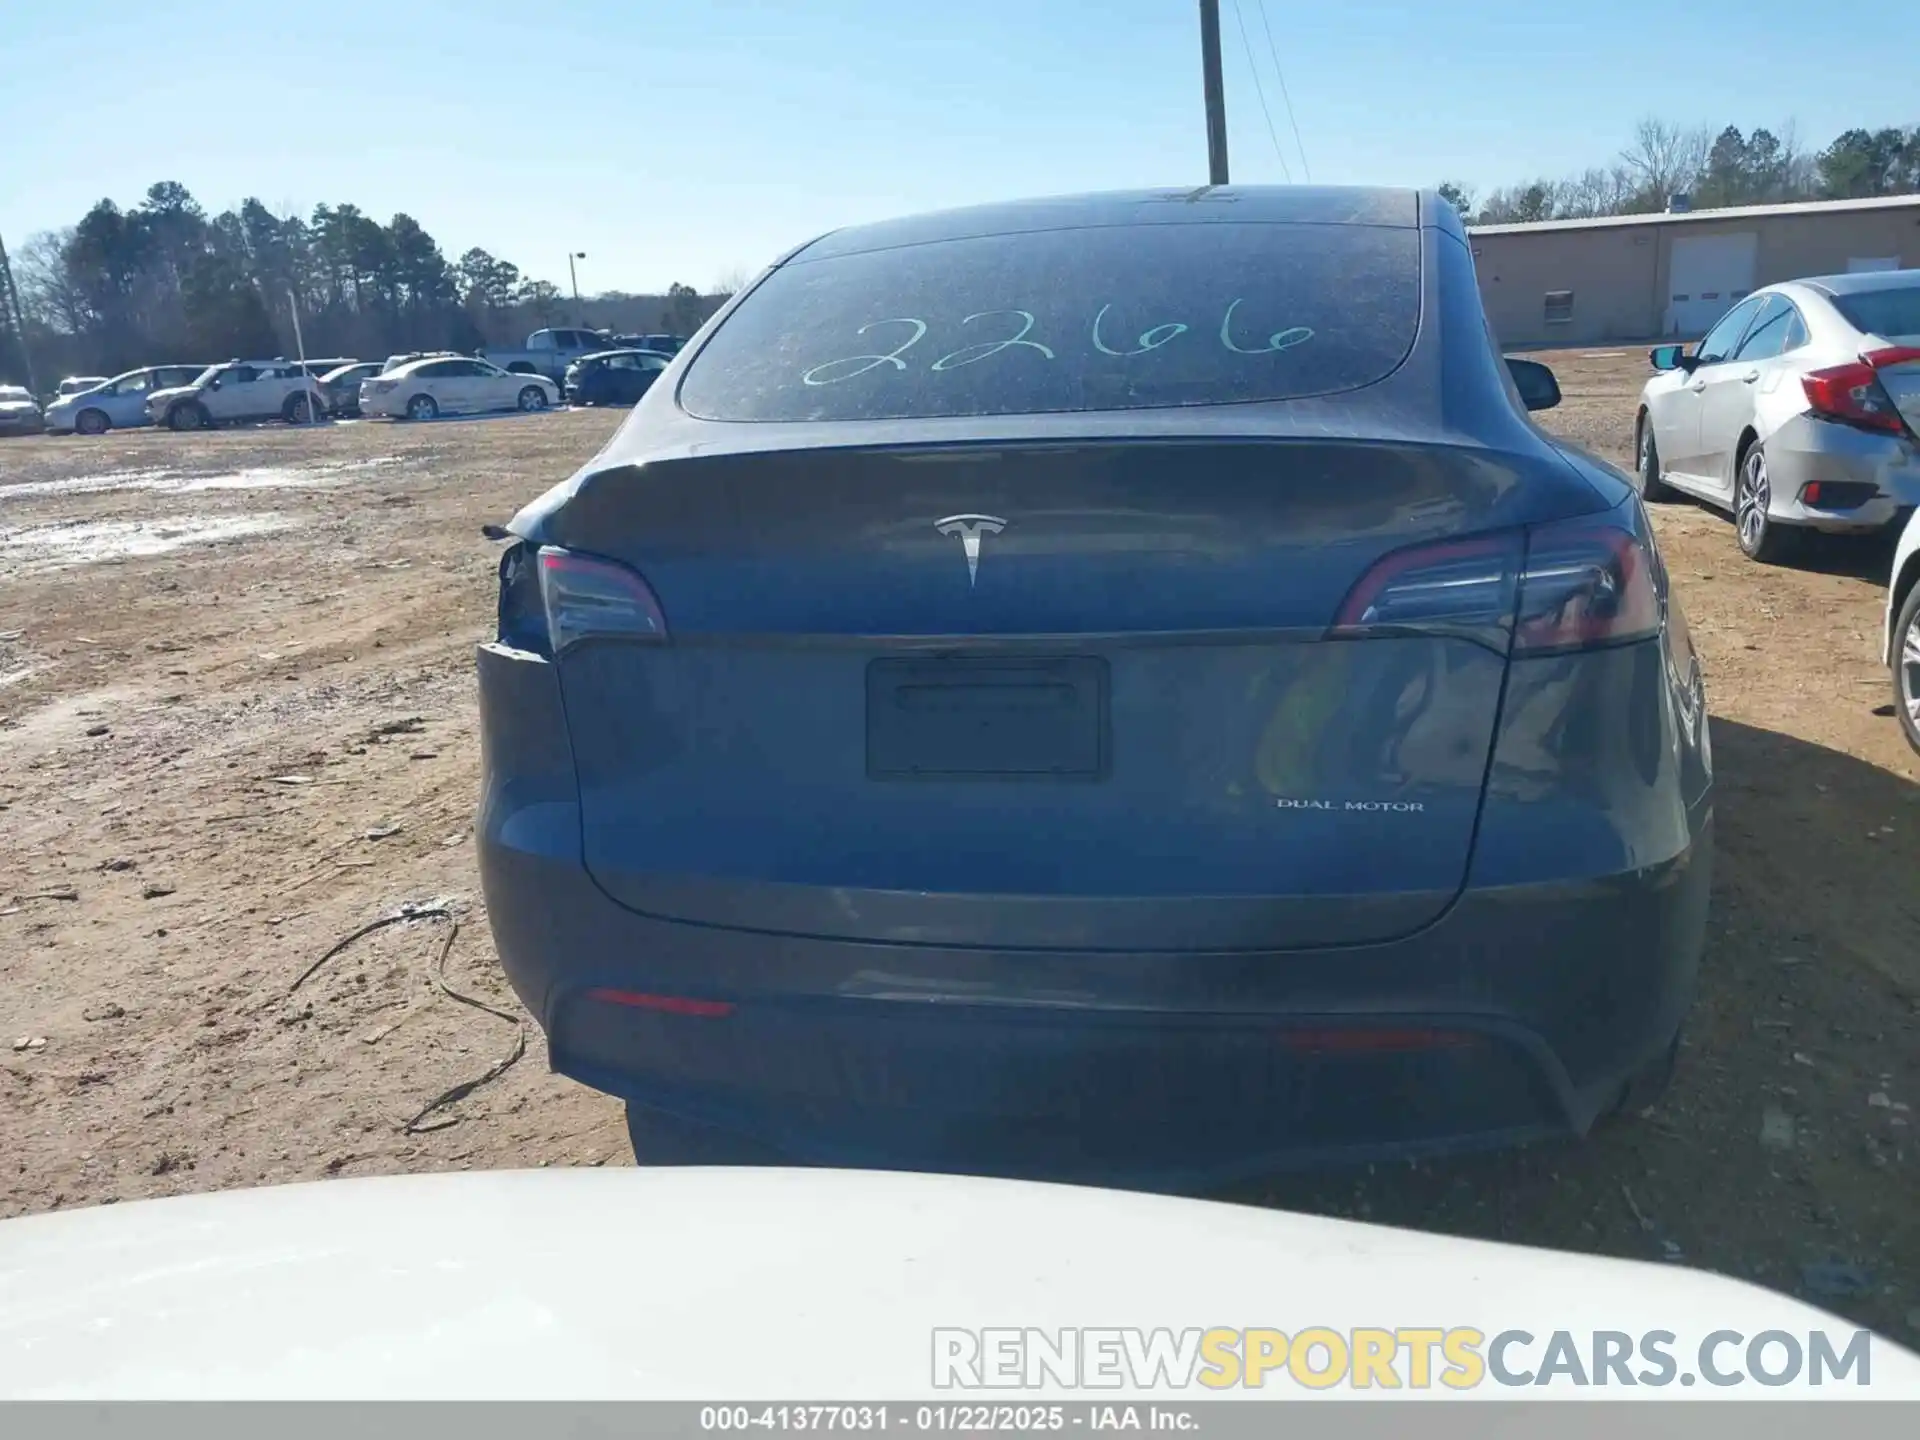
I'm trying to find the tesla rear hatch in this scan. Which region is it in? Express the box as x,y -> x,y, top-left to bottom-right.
509,214 -> 1643,953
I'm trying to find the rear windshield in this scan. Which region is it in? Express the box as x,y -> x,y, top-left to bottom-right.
1832,285 -> 1920,342
679,222 -> 1420,422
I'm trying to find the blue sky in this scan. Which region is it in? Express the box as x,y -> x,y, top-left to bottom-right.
1,0 -> 1910,294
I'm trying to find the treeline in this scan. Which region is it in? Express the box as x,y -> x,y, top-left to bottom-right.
1442,119 -> 1920,225
0,180 -> 730,386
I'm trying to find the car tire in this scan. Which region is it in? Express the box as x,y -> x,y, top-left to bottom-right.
1733,442 -> 1799,564
74,408 -> 111,436
517,385 -> 548,412
166,402 -> 207,432
281,392 -> 317,425
624,1101 -> 806,1167
1893,581 -> 1920,756
1635,414 -> 1676,502
405,394 -> 439,422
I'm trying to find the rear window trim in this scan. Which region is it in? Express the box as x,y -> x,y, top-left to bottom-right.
783,216 -> 1418,270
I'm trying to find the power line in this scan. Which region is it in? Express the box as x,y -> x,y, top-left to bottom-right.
1229,0 -> 1292,182
1254,0 -> 1312,182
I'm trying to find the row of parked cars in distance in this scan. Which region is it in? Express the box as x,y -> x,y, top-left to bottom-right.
0,327 -> 690,436
477,327 -> 684,380
2,373 -> 118,433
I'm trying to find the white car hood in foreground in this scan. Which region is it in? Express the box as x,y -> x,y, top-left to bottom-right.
0,1168 -> 1912,1400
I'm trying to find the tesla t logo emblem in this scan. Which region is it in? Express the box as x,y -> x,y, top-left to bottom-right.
934,514 -> 1006,587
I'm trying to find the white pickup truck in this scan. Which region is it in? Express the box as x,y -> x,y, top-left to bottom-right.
473,327 -> 616,383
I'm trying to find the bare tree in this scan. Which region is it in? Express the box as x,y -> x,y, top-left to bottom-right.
1475,180 -> 1561,224
710,265 -> 751,298
13,229 -> 89,333
1775,120 -> 1817,200
1558,168 -> 1627,218
1618,117 -> 1713,205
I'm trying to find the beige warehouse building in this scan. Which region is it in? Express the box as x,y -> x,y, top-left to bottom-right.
1469,193 -> 1920,349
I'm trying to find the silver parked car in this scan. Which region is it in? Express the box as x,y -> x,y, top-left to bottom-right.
1634,270 -> 1920,562
0,384 -> 43,436
42,365 -> 207,435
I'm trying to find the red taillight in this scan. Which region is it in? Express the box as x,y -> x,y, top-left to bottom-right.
1331,532 -> 1522,632
586,988 -> 734,1018
536,546 -> 668,652
1329,510 -> 1661,655
1801,346 -> 1920,437
1512,514 -> 1661,653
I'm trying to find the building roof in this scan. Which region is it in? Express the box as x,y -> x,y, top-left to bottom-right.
1468,192 -> 1920,237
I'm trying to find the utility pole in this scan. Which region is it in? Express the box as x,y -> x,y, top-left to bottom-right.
567,251 -> 586,327
0,229 -> 39,396
1198,0 -> 1230,185
287,290 -> 316,424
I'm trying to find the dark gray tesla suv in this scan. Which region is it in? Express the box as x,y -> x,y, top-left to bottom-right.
477,186 -> 1714,1189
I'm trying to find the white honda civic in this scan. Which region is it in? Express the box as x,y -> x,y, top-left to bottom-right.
360,354 -> 559,421
1886,507 -> 1920,754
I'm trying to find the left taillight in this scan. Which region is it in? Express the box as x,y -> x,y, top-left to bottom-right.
1801,346 -> 1920,438
535,545 -> 668,652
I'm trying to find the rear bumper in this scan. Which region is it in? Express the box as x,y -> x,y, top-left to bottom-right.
1764,414 -> 1920,531
475,639 -> 1712,1190
482,821 -> 1708,1188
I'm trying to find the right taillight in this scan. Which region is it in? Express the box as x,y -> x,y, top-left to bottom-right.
1512,511 -> 1661,654
1801,346 -> 1920,437
1331,504 -> 1663,656
536,545 -> 669,652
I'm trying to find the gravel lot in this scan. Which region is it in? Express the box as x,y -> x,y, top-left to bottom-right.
2,356 -> 1916,1339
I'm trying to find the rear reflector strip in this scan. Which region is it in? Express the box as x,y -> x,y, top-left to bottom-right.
586,987 -> 735,1018
1800,481 -> 1875,510
1279,1027 -> 1476,1053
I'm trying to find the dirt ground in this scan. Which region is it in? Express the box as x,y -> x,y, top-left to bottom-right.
2,357 -> 1916,1340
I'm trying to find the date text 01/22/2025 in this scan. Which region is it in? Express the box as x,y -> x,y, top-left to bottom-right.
700,1406 -> 1197,1432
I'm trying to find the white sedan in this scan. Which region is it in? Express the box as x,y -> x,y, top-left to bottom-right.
359,356 -> 558,421
1887,508 -> 1920,754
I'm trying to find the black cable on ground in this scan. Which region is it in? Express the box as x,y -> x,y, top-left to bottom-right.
290,902 -> 526,1134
